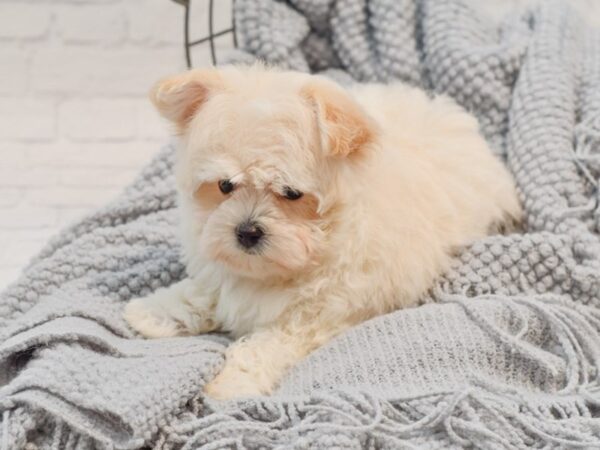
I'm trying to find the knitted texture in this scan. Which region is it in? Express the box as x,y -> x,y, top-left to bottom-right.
2,0 -> 600,448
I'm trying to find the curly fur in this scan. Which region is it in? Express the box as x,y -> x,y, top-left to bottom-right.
124,64 -> 521,399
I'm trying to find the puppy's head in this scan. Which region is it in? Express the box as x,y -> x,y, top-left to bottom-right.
152,65 -> 377,280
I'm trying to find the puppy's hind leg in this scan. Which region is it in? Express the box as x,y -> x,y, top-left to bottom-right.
123,278 -> 218,338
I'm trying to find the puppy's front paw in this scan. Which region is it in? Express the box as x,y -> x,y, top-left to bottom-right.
204,366 -> 269,400
123,297 -> 183,338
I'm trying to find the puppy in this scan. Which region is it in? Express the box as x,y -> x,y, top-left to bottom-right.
124,64 -> 521,400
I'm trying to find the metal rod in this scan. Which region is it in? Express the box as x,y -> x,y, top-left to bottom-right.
208,0 -> 217,65
189,28 -> 233,46
178,0 -> 237,69
184,0 -> 192,68
232,0 -> 238,48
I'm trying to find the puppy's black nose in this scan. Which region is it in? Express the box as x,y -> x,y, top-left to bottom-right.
236,221 -> 264,249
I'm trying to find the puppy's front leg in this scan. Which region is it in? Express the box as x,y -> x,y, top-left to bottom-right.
205,327 -> 328,400
123,278 -> 218,338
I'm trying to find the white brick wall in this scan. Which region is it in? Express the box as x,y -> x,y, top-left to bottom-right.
0,0 -> 234,289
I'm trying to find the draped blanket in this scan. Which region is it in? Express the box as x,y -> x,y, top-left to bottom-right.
2,0 -> 600,448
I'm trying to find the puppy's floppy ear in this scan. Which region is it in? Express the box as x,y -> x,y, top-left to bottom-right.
301,78 -> 377,157
150,68 -> 223,130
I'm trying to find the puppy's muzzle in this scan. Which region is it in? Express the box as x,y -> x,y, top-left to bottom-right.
236,221 -> 264,250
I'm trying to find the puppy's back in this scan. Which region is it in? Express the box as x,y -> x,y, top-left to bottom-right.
327,83 -> 521,311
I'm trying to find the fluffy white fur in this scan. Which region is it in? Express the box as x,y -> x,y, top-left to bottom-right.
123,64 -> 521,399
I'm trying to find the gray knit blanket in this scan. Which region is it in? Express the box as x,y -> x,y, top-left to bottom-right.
2,0 -> 600,448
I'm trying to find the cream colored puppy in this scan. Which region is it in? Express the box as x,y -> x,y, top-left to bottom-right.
124,64 -> 520,399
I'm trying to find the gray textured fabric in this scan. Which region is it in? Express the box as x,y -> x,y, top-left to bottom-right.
2,0 -> 600,448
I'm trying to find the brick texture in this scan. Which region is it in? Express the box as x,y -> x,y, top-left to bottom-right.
0,50 -> 29,95
0,0 -> 235,289
58,99 -> 138,141
57,5 -> 127,44
0,4 -> 53,39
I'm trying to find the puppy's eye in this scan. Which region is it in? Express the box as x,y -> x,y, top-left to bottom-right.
218,179 -> 235,194
282,186 -> 303,200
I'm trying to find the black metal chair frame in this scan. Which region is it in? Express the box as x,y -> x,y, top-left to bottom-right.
172,0 -> 238,68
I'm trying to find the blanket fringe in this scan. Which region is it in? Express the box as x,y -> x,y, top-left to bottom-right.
149,293 -> 600,449
152,386 -> 600,449
5,293 -> 600,449
1,410 -> 9,450
440,292 -> 600,392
